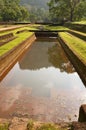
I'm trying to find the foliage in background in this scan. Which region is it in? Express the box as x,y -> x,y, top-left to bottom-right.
21,2 -> 51,23
20,0 -> 49,10
0,0 -> 86,23
48,0 -> 86,22
0,0 -> 29,22
0,0 -> 51,23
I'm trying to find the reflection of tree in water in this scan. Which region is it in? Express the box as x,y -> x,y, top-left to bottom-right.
19,41 -> 52,70
48,43 -> 75,73
19,38 -> 75,73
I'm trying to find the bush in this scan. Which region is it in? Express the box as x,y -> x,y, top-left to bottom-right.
27,120 -> 34,130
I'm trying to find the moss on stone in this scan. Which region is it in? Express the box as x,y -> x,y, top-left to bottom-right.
0,123 -> 9,130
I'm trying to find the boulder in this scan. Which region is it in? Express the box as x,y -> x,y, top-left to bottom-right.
78,104 -> 86,122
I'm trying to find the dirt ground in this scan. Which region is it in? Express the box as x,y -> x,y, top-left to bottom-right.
0,117 -> 86,130
0,117 -> 71,130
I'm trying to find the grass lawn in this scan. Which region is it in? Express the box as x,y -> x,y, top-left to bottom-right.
0,25 -> 37,36
0,24 -> 39,57
0,31 -> 33,56
72,21 -> 86,25
44,25 -> 69,31
59,32 -> 86,64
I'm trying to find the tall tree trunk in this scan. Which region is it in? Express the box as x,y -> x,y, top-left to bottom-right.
70,9 -> 74,21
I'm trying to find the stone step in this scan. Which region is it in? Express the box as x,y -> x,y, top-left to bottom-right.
72,122 -> 86,130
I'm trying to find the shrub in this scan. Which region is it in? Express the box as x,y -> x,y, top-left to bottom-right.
27,120 -> 34,130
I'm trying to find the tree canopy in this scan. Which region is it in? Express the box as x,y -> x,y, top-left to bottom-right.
21,1 -> 50,23
0,0 -> 29,22
48,0 -> 86,22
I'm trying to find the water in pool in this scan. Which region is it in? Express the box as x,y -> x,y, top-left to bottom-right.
0,37 -> 86,122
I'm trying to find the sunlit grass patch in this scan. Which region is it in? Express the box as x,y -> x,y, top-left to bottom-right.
59,32 -> 86,64
72,21 -> 86,25
44,25 -> 69,31
0,26 -> 37,36
0,32 -> 33,56
70,30 -> 86,37
0,24 -> 37,57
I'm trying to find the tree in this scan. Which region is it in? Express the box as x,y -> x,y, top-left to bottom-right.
48,0 -> 86,22
24,3 -> 51,23
0,0 -> 29,22
20,6 -> 29,21
0,0 -> 4,20
1,7 -> 17,21
74,0 -> 86,20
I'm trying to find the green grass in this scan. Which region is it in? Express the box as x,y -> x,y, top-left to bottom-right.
59,32 -> 86,64
0,31 -> 33,56
72,21 -> 86,25
0,123 -> 9,130
0,26 -> 37,36
0,24 -> 38,57
44,25 -> 69,31
70,29 -> 86,36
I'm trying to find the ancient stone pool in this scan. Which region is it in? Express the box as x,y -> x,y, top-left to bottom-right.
0,37 -> 86,122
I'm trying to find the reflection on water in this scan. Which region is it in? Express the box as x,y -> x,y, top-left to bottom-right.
19,38 -> 74,73
0,38 -> 86,122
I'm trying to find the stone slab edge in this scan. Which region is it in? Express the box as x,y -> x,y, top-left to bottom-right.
58,34 -> 86,86
0,33 -> 36,81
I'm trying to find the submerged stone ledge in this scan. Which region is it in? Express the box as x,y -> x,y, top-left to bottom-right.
0,116 -> 86,130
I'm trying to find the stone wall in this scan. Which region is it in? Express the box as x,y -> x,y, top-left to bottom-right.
0,34 -> 36,81
58,35 -> 86,86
